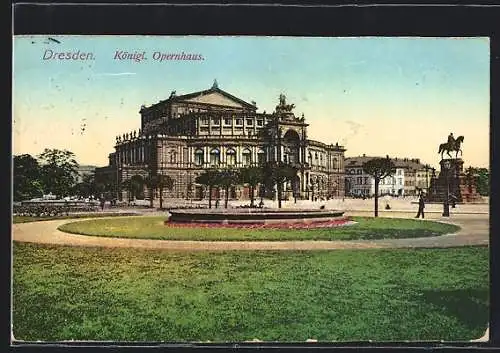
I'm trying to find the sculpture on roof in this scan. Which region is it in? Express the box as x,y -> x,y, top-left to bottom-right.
276,93 -> 296,114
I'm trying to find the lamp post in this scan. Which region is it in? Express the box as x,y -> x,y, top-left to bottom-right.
442,160 -> 451,217
424,164 -> 431,194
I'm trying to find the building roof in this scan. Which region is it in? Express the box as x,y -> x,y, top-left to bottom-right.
345,155 -> 428,170
141,82 -> 257,111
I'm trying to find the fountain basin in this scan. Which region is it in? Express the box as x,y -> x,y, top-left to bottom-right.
166,208 -> 347,226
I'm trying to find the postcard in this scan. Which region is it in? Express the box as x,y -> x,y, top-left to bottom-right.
12,35 -> 490,343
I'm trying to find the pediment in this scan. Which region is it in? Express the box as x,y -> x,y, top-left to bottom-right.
183,92 -> 245,108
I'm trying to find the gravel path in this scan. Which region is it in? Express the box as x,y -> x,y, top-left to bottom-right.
12,211 -> 489,251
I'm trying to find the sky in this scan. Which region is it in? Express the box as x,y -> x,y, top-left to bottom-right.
12,36 -> 490,168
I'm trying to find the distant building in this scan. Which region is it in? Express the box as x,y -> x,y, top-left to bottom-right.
76,165 -> 97,183
95,82 -> 347,202
345,156 -> 430,197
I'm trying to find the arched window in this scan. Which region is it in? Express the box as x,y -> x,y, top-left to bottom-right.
333,158 -> 338,170
308,152 -> 313,166
319,154 -> 323,166
257,148 -> 266,165
210,148 -> 220,166
283,147 -> 291,164
226,148 -> 236,166
242,148 -> 252,166
170,150 -> 177,164
194,149 -> 204,166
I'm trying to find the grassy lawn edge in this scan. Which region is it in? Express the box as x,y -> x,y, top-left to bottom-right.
56,216 -> 461,242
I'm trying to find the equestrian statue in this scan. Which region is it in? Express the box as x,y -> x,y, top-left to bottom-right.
438,132 -> 464,159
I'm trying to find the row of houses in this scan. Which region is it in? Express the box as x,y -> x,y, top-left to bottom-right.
344,155 -> 435,197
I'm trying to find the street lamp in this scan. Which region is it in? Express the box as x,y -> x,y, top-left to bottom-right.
442,160 -> 451,217
424,164 -> 431,194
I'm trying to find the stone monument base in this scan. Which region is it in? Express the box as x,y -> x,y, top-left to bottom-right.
426,158 -> 482,203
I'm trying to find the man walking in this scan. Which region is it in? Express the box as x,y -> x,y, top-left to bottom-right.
415,193 -> 425,219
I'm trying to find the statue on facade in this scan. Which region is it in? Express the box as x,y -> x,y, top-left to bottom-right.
279,93 -> 286,107
133,130 -> 137,138
438,132 -> 464,159
276,93 -> 296,116
123,133 -> 126,140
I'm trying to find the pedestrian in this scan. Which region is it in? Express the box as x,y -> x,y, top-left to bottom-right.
215,199 -> 220,208
415,193 -> 425,219
100,197 -> 105,211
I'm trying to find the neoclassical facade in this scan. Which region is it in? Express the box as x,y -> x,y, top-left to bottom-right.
97,82 -> 347,201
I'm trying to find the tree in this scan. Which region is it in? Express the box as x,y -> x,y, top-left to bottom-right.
145,175 -> 157,208
239,166 -> 264,207
120,179 -> 132,204
362,157 -> 396,217
466,167 -> 489,196
263,162 -> 298,208
13,154 -> 44,201
146,174 -> 174,209
94,172 -> 116,201
73,173 -> 96,199
121,175 -> 144,203
37,149 -> 79,198
129,175 -> 145,200
157,175 -> 174,209
195,169 -> 221,209
218,169 -> 240,209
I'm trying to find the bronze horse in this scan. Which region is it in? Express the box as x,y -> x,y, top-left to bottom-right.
438,135 -> 464,159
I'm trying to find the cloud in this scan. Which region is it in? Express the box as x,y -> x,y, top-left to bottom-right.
340,120 -> 364,145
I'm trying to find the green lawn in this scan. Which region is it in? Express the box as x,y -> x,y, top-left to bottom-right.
13,242 -> 488,342
13,213 -> 139,224
57,216 -> 460,241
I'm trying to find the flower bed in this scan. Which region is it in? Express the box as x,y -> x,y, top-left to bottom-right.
164,218 -> 353,229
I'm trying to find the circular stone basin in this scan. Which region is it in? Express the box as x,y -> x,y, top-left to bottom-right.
166,208 -> 348,228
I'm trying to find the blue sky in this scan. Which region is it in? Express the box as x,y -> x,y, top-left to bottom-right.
13,36 -> 489,167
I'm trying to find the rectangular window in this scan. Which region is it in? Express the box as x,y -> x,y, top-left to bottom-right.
201,117 -> 209,125
243,153 -> 252,166
224,118 -> 232,125
235,119 -> 243,126
257,120 -> 263,126
357,177 -> 363,184
246,119 -> 253,126
212,118 -> 220,125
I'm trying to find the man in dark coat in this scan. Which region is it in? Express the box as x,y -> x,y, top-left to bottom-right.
415,193 -> 425,219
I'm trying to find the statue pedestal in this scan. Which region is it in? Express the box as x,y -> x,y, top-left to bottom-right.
427,159 -> 482,203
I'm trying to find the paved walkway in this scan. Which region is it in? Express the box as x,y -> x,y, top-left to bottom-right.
12,211 -> 489,251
